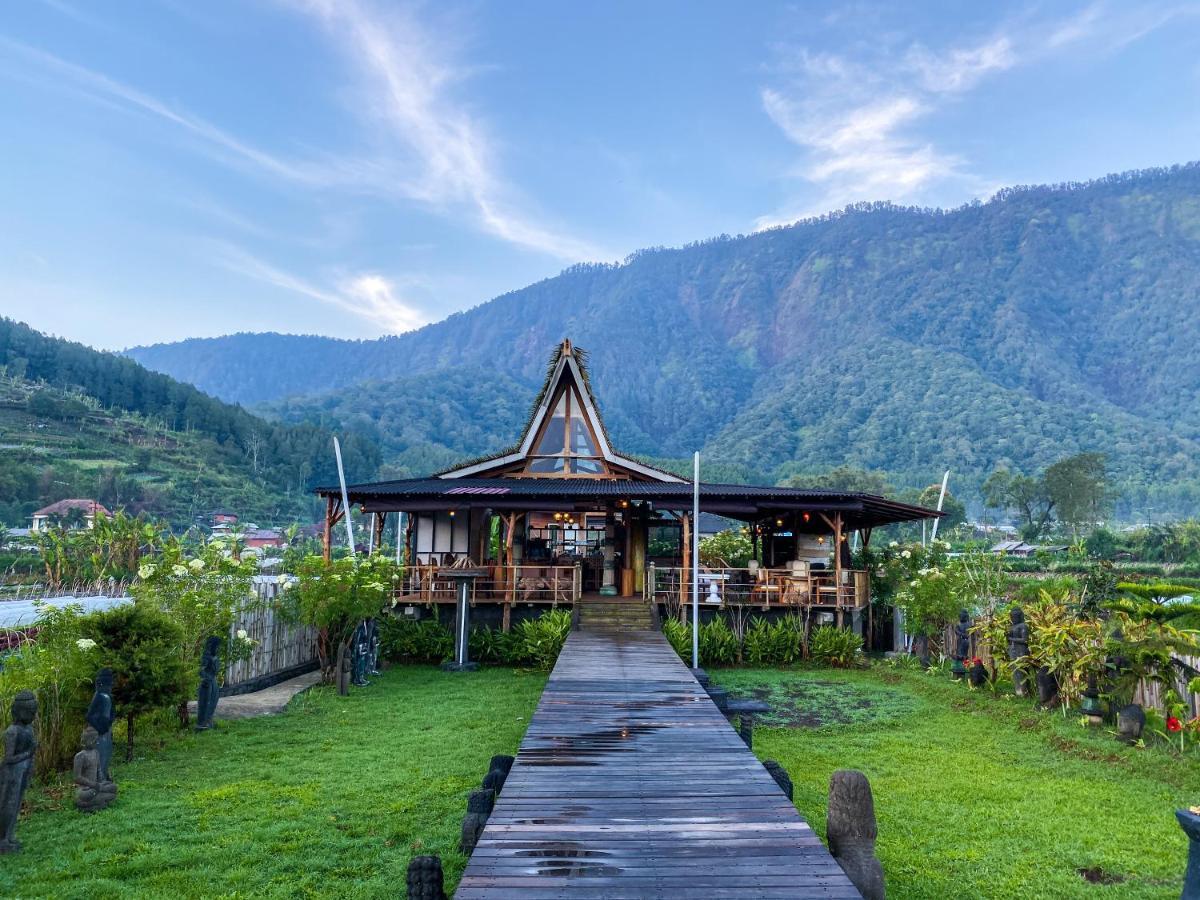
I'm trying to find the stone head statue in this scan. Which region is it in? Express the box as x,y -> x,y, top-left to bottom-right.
95,668 -> 114,692
10,691 -> 36,725
959,609 -> 969,624
1009,606 -> 1024,625
80,725 -> 98,749
203,636 -> 222,659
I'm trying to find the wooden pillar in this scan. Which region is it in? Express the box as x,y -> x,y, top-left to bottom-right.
630,508 -> 646,593
372,512 -> 386,554
833,512 -> 844,609
679,512 -> 690,619
323,496 -> 334,561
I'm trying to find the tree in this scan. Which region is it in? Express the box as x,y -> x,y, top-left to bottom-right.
82,604 -> 189,760
983,469 -> 1054,540
1043,452 -> 1112,536
781,466 -> 892,496
917,484 -> 966,531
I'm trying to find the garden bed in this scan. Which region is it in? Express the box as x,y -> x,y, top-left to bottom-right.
0,666 -> 545,897
715,664 -> 1197,899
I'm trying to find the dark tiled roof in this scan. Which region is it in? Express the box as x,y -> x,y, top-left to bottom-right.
315,477 -> 941,528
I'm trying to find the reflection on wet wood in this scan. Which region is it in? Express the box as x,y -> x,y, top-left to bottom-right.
454,630 -> 861,899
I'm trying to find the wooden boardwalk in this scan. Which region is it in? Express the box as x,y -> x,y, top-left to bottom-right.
454,630 -> 860,899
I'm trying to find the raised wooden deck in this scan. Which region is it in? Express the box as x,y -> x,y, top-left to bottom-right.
454,630 -> 860,899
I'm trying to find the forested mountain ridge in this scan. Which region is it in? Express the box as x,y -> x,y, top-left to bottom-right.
0,319 -> 379,526
127,164 -> 1200,514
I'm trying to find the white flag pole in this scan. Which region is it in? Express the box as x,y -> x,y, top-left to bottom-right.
333,436 -> 356,560
930,470 -> 951,542
692,451 -> 700,670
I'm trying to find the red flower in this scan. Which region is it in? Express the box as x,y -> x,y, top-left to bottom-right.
1167,716 -> 1182,733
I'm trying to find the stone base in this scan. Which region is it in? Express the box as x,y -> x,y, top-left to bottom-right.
441,661 -> 479,673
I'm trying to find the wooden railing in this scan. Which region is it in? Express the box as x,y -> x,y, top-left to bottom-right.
645,566 -> 868,609
400,564 -> 580,606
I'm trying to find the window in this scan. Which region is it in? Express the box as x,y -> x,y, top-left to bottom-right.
524,381 -> 607,476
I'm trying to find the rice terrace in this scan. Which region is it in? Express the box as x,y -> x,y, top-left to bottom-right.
4,2 -> 1200,898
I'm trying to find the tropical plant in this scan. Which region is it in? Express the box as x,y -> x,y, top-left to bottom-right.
809,626 -> 863,668
742,616 -> 804,666
699,529 -> 755,568
34,510 -> 165,589
1023,590 -> 1106,707
377,617 -> 453,664
81,603 -> 190,760
280,554 -> 403,681
506,610 -> 572,669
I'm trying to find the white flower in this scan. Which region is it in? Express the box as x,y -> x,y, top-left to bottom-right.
910,579 -> 920,588
172,564 -> 188,577
138,563 -> 155,580
75,638 -> 97,651
889,541 -> 899,548
188,558 -> 205,572
901,550 -> 911,559
236,629 -> 248,640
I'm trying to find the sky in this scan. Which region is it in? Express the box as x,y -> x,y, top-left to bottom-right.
2,0 -> 1199,351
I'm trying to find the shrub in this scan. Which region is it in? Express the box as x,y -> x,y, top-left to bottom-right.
82,604 -> 189,760
662,617 -> 738,667
0,603 -> 97,775
507,610 -> 572,669
377,617 -> 453,664
743,616 -> 804,666
469,626 -> 514,665
809,626 -> 863,668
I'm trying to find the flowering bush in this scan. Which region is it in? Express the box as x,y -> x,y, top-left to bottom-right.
280,554 -> 403,680
885,541 -> 958,638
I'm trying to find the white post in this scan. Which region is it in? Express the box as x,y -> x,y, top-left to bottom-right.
333,436 -> 355,560
395,512 -> 405,565
692,450 -> 700,670
930,470 -> 951,542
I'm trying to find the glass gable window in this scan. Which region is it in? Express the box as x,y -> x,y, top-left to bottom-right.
524,382 -> 607,476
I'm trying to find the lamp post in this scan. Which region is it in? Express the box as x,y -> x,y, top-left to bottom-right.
442,570 -> 486,672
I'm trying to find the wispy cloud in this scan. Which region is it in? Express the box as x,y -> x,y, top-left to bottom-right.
213,243 -> 429,334
282,0 -> 606,261
756,2 -> 1196,228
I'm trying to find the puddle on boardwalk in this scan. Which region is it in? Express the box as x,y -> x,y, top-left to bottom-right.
514,844 -> 624,877
522,723 -> 666,765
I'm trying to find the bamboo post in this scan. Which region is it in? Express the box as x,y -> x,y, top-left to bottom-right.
323,496 -> 335,561
680,512 -> 691,619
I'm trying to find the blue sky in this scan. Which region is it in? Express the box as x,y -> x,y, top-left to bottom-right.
2,1 -> 1199,350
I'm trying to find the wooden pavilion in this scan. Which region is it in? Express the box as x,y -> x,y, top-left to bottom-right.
316,339 -> 940,629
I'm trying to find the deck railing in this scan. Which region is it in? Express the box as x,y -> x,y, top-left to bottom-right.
644,566 -> 868,609
400,563 -> 580,606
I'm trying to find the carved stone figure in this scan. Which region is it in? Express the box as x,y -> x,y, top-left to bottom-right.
488,754 -> 514,779
366,618 -> 381,676
1035,666 -> 1059,707
1006,606 -> 1030,697
195,636 -> 222,731
951,610 -> 971,679
460,789 -> 494,854
351,620 -> 370,687
336,642 -> 351,696
0,691 -> 38,853
1176,808 -> 1200,900
1117,704 -> 1145,743
85,668 -> 115,782
763,759 -> 793,801
406,855 -> 447,900
827,769 -> 885,900
73,726 -> 117,813
912,634 -> 931,669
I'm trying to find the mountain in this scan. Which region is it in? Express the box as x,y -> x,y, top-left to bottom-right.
0,319 -> 379,527
126,164 -> 1200,515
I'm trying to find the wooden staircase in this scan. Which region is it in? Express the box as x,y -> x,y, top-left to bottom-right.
576,595 -> 656,632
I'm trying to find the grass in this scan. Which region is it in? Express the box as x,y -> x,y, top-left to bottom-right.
0,666 -> 545,899
714,664 -> 1197,899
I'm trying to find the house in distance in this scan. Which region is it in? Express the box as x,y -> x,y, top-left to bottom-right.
317,340 -> 941,633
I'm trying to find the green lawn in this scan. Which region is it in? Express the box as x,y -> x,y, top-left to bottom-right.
714,664 -> 1197,900
0,666 -> 545,899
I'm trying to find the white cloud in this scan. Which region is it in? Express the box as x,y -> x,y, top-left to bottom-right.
213,244 -> 428,334
279,0 -> 606,261
756,2 -> 1196,228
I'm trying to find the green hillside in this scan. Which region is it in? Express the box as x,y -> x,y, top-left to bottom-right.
127,164 -> 1200,515
0,319 -> 380,529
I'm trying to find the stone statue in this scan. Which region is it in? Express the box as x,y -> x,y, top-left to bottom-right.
763,759 -> 793,801
1006,606 -> 1030,697
1176,808 -> 1200,900
0,691 -> 38,853
406,855 -> 447,900
482,755 -> 514,795
85,668 -> 115,782
367,618 -> 381,676
351,620 -> 370,687
951,609 -> 971,679
336,642 -> 351,696
73,726 -> 117,813
827,769 -> 885,900
1117,704 -> 1145,744
195,636 -> 222,731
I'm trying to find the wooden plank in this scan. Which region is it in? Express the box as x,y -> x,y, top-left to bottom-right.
454,630 -> 859,899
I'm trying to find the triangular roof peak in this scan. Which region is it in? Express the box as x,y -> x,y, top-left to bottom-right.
437,340 -> 683,482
